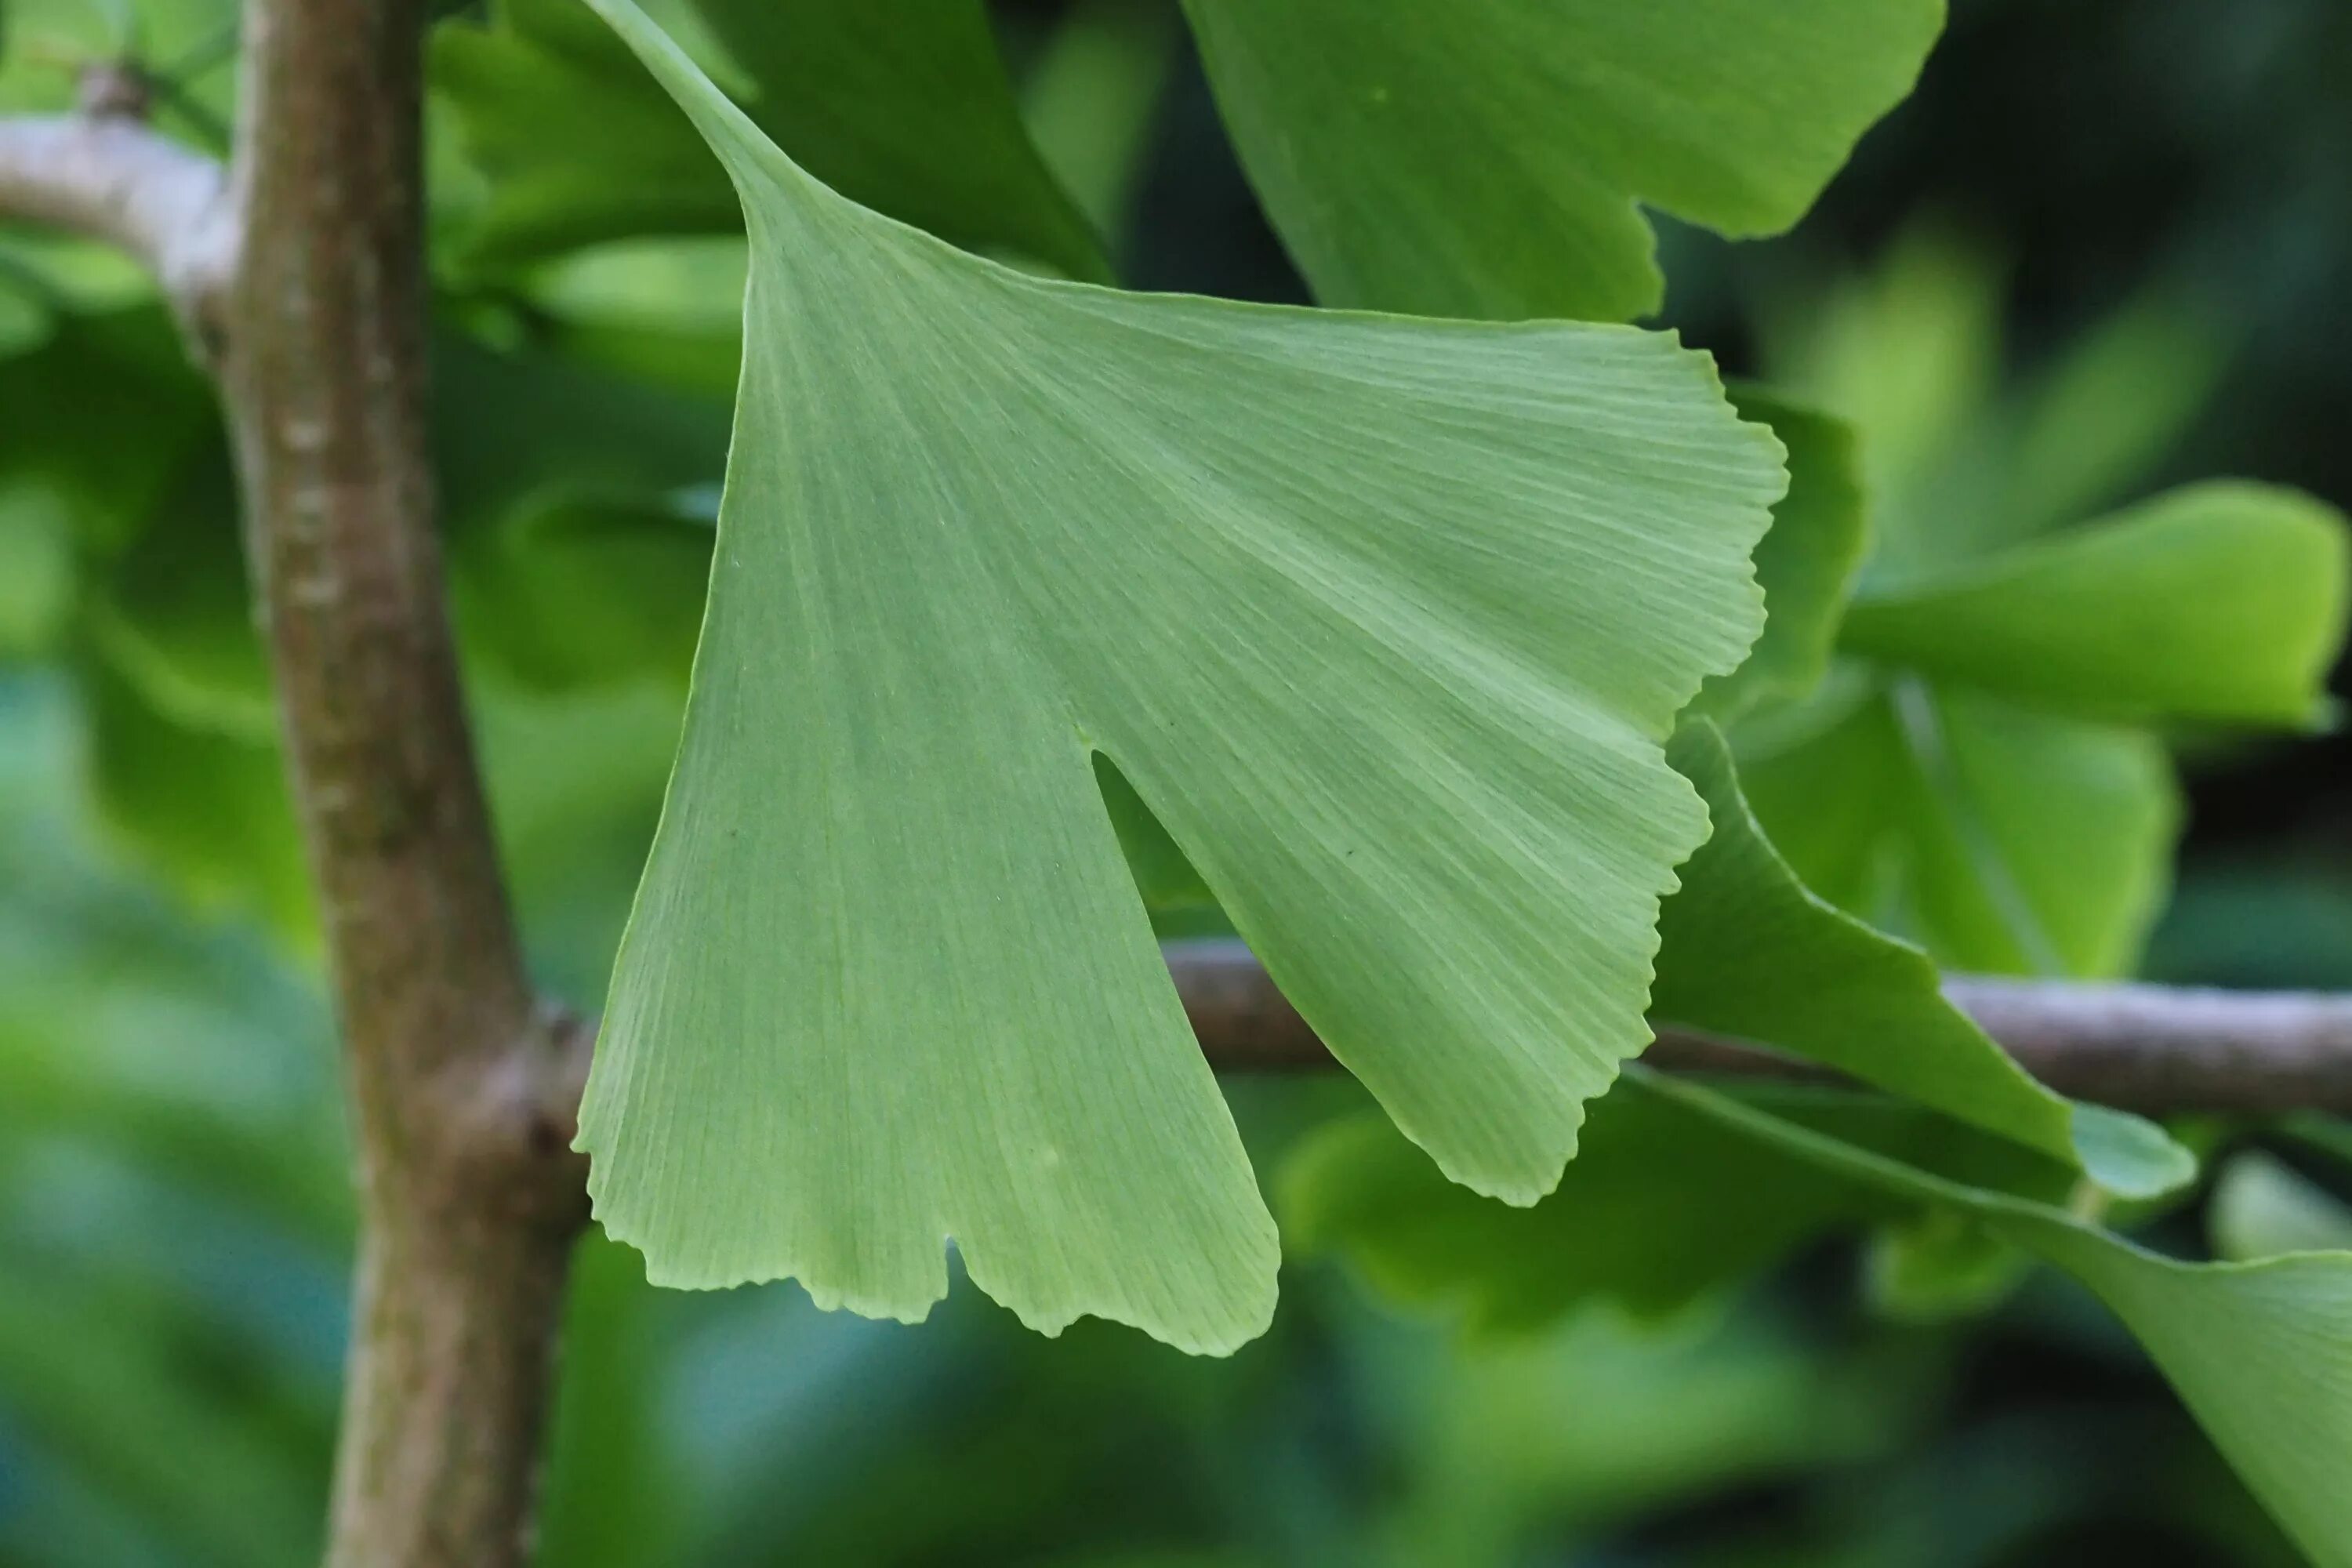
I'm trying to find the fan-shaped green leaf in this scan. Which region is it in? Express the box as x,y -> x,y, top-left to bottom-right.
1840,482 -> 2349,728
1645,1074 -> 2352,1568
1693,389 -> 1867,718
1657,722 -> 2190,1196
2209,1152 -> 2352,1261
1287,1073 -> 2352,1567
579,0 -> 1782,1352
1178,0 -> 1944,321
1737,676 -> 2179,978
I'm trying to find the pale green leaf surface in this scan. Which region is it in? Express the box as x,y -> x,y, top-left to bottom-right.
1287,1074 -> 2352,1567
1178,0 -> 1943,321
1657,722 -> 2190,1196
434,0 -> 1105,279
1841,482 -> 2350,728
1112,391 -> 1860,927
2210,1152 -> 2352,1261
1693,389 -> 1867,718
580,0 -> 1782,1352
1737,677 -> 2178,978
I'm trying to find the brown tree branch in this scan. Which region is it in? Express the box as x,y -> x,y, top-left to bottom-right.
1168,939 -> 2352,1117
215,2 -> 587,1565
0,111 -> 232,343
2,30 -> 587,1568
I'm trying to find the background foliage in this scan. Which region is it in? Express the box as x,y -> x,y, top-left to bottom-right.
5,0 -> 2352,1563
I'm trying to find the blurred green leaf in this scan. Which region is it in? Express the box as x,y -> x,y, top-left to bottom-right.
470,677 -> 684,999
1840,482 -> 2348,728
89,444 -> 276,732
2286,1117 -> 2352,1173
0,483 -> 74,659
1290,1071 -> 2352,1568
1762,223 -> 2006,561
433,326 -> 728,545
1657,721 -> 2190,1196
1998,288 -> 2232,539
0,305 -> 211,554
1645,1073 -> 2352,1568
1863,1207 -> 2029,1323
1178,0 -> 1943,321
0,0 -> 239,129
456,495 -> 713,692
78,650 -> 311,933
0,1274 -> 317,1568
575,0 -> 1780,1353
1281,1085 -> 2077,1333
1019,0 -> 1179,242
512,236 -> 748,400
1737,228 -> 2347,980
1737,677 -> 2179,978
1370,1305 -> 1922,1564
2209,1152 -> 2352,1261
1693,388 -> 1867,719
535,1239 -> 684,1568
433,0 -> 1107,279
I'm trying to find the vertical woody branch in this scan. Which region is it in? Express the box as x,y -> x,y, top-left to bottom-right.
218,2 -> 590,1564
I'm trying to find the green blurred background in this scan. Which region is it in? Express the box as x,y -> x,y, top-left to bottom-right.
4,0 -> 2351,1563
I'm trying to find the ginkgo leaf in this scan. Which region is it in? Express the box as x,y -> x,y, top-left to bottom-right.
1286,1074 -> 2352,1568
1839,482 -> 2350,728
1642,1075 -> 2352,1568
578,0 -> 1782,1352
1656,722 -> 2190,1197
1107,387 -> 1863,927
1737,674 -> 2179,978
1691,389 -> 1867,719
434,0 -> 1107,281
1178,0 -> 1944,321
2209,1152 -> 2352,1261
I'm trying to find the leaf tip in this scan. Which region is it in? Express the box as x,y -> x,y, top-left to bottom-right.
2069,1101 -> 2198,1200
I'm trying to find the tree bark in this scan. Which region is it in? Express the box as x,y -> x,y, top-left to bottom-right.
216,2 -> 590,1564
1171,941 -> 2352,1116
0,112 -> 230,344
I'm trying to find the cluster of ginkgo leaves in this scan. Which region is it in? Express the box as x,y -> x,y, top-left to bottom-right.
3,1 -> 2350,1562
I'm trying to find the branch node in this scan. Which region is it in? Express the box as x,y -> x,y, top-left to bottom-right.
0,111 -> 235,356
76,60 -> 156,121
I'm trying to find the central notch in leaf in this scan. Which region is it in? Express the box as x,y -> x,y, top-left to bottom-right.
578,0 -> 1784,1353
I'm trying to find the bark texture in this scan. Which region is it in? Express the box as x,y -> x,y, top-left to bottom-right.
216,2 -> 590,1563
0,111 -> 230,341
